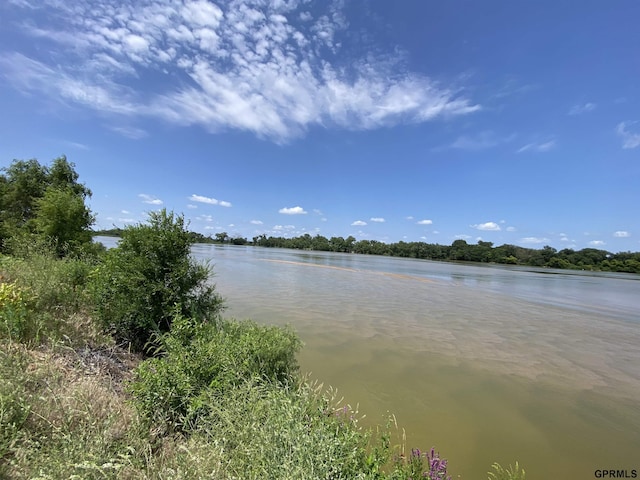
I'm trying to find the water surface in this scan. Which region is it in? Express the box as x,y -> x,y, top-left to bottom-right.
99,238 -> 640,478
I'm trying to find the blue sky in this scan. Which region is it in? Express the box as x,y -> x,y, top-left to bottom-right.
1,0 -> 639,252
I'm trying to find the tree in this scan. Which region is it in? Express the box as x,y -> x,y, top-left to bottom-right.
0,156 -> 94,255
91,209 -> 224,353
33,187 -> 95,256
214,232 -> 229,243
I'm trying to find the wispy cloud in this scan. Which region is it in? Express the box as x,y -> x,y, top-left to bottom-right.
370,217 -> 385,223
473,222 -> 500,231
416,219 -> 433,225
521,237 -> 550,244
445,131 -> 515,150
616,122 -> 640,149
279,206 -> 307,215
250,220 -> 264,225
108,125 -> 148,139
58,139 -> 89,150
1,0 -> 479,143
516,140 -> 556,153
589,240 -> 606,247
189,194 -> 232,207
568,102 -> 596,115
138,193 -> 163,205
613,231 -> 630,238
351,220 -> 367,226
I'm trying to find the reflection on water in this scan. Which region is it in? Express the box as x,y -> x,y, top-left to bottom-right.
99,239 -> 640,478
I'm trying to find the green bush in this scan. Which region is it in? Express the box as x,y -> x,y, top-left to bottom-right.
90,209 -> 224,353
130,316 -> 302,430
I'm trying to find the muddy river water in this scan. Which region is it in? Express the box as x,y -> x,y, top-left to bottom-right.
130,239 -> 639,478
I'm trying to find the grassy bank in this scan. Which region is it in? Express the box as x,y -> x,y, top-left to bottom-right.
0,214 -> 524,479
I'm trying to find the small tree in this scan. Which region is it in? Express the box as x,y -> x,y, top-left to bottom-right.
91,209 -> 224,353
33,187 -> 95,257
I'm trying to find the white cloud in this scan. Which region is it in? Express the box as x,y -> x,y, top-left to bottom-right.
455,234 -> 472,240
517,140 -> 556,153
613,231 -> 630,238
616,122 -> 640,149
351,220 -> 367,226
196,214 -> 213,222
187,204 -> 198,209
473,222 -> 500,231
250,220 -> 264,225
506,226 -> 517,232
189,194 -> 232,207
121,210 -> 130,214
446,131 -> 514,150
521,237 -> 550,244
279,206 -> 307,215
568,102 -> 596,115
405,216 -> 414,220
416,219 -> 433,225
1,0 -> 480,143
139,193 -> 163,205
109,125 -> 148,139
589,240 -> 606,247
370,217 -> 385,223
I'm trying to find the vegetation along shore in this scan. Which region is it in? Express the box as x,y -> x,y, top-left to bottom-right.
0,156 -> 529,478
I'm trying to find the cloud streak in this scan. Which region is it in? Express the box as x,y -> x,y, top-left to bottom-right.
617,122 -> 640,149
189,194 -> 232,207
139,193 -> 163,205
1,0 -> 480,142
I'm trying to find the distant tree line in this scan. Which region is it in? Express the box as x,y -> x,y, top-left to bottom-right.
250,234 -> 640,274
93,220 -> 639,275
93,228 -> 249,245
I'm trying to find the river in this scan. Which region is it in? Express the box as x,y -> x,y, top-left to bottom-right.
101,238 -> 640,478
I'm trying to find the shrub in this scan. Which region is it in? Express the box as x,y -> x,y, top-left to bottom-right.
90,209 -> 224,353
130,316 -> 302,430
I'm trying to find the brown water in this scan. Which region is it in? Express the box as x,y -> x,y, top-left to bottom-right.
100,239 -> 640,478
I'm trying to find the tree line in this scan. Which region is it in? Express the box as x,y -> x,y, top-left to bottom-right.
249,234 -> 640,274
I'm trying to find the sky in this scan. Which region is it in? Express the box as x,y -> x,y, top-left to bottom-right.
1,0 -> 639,253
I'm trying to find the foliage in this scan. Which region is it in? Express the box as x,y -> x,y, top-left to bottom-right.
90,209 -> 224,353
33,187 -> 95,257
130,315 -> 301,431
250,234 -> 640,273
0,156 -> 94,257
0,250 -> 102,346
0,347 -> 30,467
0,282 -> 35,343
488,461 -> 526,480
